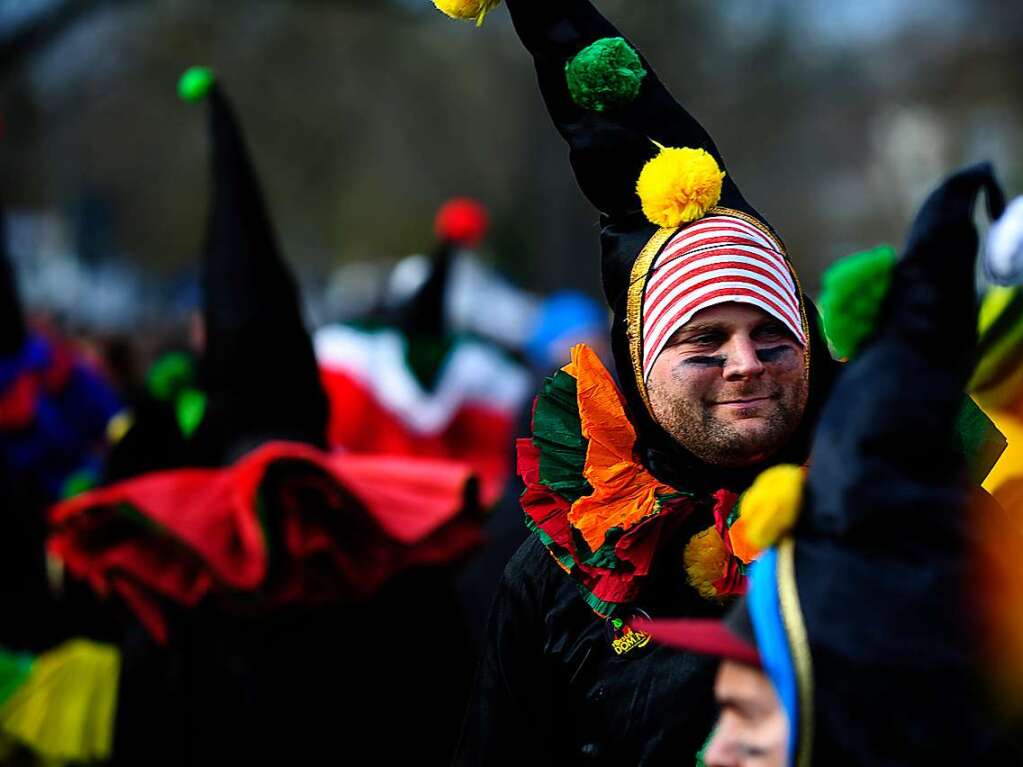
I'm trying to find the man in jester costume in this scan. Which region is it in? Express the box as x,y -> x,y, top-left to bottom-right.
640,163 -> 1022,766
435,0 -> 846,763
47,69 -> 484,764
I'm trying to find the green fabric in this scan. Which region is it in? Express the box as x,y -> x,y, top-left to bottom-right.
695,726 -> 716,767
403,334 -> 455,392
955,396 -> 1007,486
0,650 -> 33,707
532,370 -> 592,502
819,245 -> 897,359
178,66 -> 215,102
565,37 -> 647,113
726,497 -> 742,528
578,528 -> 621,570
175,388 -> 207,439
524,516 -> 576,573
146,352 -> 196,402
578,584 -> 617,618
60,468 -> 98,500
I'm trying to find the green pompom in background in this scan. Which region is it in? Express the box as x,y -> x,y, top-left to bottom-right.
177,66 -> 215,103
565,37 -> 646,113
818,245 -> 897,360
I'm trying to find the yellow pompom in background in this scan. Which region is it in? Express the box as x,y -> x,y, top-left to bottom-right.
683,526 -> 728,601
432,0 -> 501,26
733,464 -> 805,553
636,145 -> 724,228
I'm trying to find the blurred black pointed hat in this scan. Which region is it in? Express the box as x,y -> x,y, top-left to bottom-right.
392,197 -> 489,339
0,203 -> 27,356
768,163 -> 1007,764
182,67 -> 328,457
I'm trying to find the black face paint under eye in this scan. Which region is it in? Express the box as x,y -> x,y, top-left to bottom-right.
738,743 -> 770,758
756,345 -> 794,363
684,355 -> 726,367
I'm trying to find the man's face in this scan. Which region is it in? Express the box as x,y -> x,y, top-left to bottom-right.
646,303 -> 808,467
705,660 -> 789,767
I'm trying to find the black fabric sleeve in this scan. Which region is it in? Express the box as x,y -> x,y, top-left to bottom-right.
452,536 -> 561,765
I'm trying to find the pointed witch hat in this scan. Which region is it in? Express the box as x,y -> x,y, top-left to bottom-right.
180,67 -> 328,459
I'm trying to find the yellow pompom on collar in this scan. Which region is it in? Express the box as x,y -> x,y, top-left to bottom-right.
728,464 -> 806,562
432,0 -> 501,26
636,145 -> 724,228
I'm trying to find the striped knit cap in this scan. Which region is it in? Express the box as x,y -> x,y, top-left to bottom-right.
642,215 -> 806,381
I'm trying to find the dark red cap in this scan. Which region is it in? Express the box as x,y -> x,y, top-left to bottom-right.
632,601 -> 761,668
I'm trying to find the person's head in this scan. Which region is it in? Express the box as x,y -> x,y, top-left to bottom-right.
635,584 -> 799,767
704,660 -> 788,767
638,215 -> 811,467
647,302 -> 809,467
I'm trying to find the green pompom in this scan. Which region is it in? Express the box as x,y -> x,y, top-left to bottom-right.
146,351 -> 196,402
177,66 -> 215,103
565,37 -> 646,113
176,388 -> 207,439
818,245 -> 897,359
60,468 -> 98,500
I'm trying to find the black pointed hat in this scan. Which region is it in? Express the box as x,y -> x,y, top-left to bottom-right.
783,162 -> 1009,764
764,164 -> 1007,763
500,0 -> 837,484
0,204 -> 28,356
183,68 -> 328,457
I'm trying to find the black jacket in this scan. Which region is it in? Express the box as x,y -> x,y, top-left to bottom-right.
456,525 -> 728,766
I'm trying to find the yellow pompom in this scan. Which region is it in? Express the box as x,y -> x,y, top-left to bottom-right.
432,0 -> 501,26
737,464 -> 805,551
636,146 -> 724,227
683,526 -> 728,601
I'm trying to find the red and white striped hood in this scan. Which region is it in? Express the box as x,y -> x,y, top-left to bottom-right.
641,214 -> 806,381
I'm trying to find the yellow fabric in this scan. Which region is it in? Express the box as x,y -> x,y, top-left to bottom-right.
0,640 -> 120,764
971,287 -> 1023,409
735,464 -> 805,553
973,471 -> 1023,706
978,286 -> 1017,336
683,526 -> 728,601
105,410 -> 133,446
432,0 -> 501,25
980,403 -> 1023,499
635,146 -> 724,227
564,344 -> 676,551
